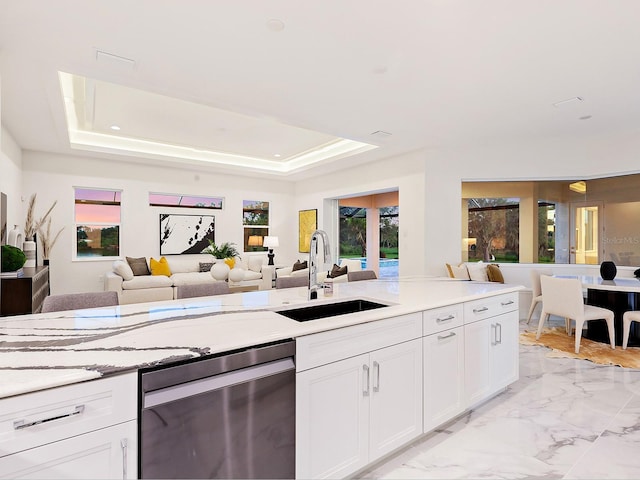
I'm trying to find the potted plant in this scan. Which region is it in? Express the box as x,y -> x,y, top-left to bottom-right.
203,241 -> 241,280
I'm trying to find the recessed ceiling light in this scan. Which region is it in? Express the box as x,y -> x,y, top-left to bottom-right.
266,19 -> 285,32
274,153 -> 281,157
110,125 -> 121,131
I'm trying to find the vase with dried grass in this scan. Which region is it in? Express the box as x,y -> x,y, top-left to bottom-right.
38,218 -> 64,266
23,193 -> 57,267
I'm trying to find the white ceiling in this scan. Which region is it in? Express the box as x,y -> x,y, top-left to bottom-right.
1,1 -> 640,180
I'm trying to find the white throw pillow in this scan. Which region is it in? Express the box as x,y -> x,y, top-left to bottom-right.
466,261 -> 489,282
248,256 -> 264,273
113,260 -> 134,281
446,263 -> 470,280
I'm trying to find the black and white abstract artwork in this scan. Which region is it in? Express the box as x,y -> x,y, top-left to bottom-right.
160,214 -> 215,255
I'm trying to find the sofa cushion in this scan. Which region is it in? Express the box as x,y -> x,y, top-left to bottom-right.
242,269 -> 262,281
328,263 -> 348,278
446,262 -> 470,280
113,260 -> 134,281
122,275 -> 172,290
292,260 -> 308,272
171,272 -> 216,286
247,256 -> 264,273
466,261 -> 489,281
199,262 -> 214,272
150,257 -> 172,276
126,256 -> 150,276
486,264 -> 505,283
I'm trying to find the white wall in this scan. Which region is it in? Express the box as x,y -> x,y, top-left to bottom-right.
0,126 -> 23,235
22,152 -> 295,294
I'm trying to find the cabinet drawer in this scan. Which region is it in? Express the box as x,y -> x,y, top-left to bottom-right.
423,304 -> 463,336
296,313 -> 422,372
464,293 -> 518,324
0,372 -> 137,457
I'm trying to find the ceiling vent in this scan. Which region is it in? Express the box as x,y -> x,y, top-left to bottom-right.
95,50 -> 136,71
552,97 -> 584,108
370,130 -> 392,138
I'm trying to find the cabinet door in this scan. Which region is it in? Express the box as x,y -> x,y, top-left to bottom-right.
0,420 -> 136,479
464,318 -> 493,408
423,326 -> 465,432
296,353 -> 370,479
490,312 -> 520,391
369,338 -> 423,461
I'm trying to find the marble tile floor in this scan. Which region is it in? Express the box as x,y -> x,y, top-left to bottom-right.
357,319 -> 640,479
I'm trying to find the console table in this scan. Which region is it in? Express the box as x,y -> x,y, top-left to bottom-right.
1,266 -> 50,316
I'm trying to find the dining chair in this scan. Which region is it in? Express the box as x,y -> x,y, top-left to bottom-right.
41,291 -> 119,313
347,270 -> 378,282
275,276 -> 309,289
536,275 -> 615,353
622,310 -> 640,349
176,282 -> 230,299
526,268 -> 552,324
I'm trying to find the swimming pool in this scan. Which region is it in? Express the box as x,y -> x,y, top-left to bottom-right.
340,258 -> 398,278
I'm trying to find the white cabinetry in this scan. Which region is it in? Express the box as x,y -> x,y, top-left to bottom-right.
296,313 -> 423,479
422,304 -> 465,432
463,293 -> 519,408
0,373 -> 137,479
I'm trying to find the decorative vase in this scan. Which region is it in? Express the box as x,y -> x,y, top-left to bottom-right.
23,239 -> 36,268
210,261 -> 230,281
600,261 -> 617,281
228,267 -> 245,284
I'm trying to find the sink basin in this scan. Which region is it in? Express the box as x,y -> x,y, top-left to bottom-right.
275,299 -> 389,322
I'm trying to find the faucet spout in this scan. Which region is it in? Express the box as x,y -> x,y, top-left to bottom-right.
308,229 -> 332,300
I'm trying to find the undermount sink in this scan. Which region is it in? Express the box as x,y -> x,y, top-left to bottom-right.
275,299 -> 389,322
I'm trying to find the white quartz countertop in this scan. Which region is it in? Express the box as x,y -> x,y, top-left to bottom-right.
0,276 -> 523,399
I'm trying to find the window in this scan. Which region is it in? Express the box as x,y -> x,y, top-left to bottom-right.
75,188 -> 121,259
462,174 -> 640,265
149,192 -> 223,209
242,200 -> 269,252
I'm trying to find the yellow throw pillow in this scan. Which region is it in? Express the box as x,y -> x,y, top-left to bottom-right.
150,256 -> 172,276
224,257 -> 235,269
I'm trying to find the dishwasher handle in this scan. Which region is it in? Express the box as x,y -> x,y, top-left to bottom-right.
143,357 -> 295,409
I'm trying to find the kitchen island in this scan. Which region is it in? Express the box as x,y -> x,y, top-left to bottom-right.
0,276 -> 523,479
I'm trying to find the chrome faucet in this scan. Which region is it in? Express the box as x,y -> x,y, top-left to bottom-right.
308,229 -> 331,300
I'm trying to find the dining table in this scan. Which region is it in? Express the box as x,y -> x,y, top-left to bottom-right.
561,275 -> 640,347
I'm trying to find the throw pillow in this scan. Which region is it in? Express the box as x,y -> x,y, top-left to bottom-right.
126,256 -> 150,276
466,261 -> 489,282
292,260 -> 308,272
486,264 -> 505,283
150,256 -> 172,277
113,260 -> 134,281
328,263 -> 348,278
199,262 -> 214,273
445,263 -> 470,280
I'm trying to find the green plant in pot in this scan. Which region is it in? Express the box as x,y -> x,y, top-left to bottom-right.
1,245 -> 27,272
203,240 -> 241,280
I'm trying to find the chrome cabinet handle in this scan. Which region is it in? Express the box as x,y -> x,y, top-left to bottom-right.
497,322 -> 503,344
363,364 -> 370,396
13,404 -> 85,430
473,306 -> 489,313
491,324 -> 497,346
373,361 -> 380,392
436,314 -> 454,323
501,300 -> 514,306
121,438 -> 128,480
437,331 -> 456,341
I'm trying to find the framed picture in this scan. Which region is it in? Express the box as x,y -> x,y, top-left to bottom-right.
160,214 -> 215,255
298,209 -> 317,253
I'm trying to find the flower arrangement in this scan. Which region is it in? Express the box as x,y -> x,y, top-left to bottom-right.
202,240 -> 240,260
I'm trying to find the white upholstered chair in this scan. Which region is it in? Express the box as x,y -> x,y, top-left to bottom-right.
622,310 -> 640,349
526,268 -> 553,324
42,291 -> 119,313
536,276 -> 615,354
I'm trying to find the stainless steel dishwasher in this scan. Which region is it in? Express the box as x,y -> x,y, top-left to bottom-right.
139,340 -> 296,479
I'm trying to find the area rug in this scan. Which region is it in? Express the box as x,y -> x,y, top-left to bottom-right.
520,327 -> 640,369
